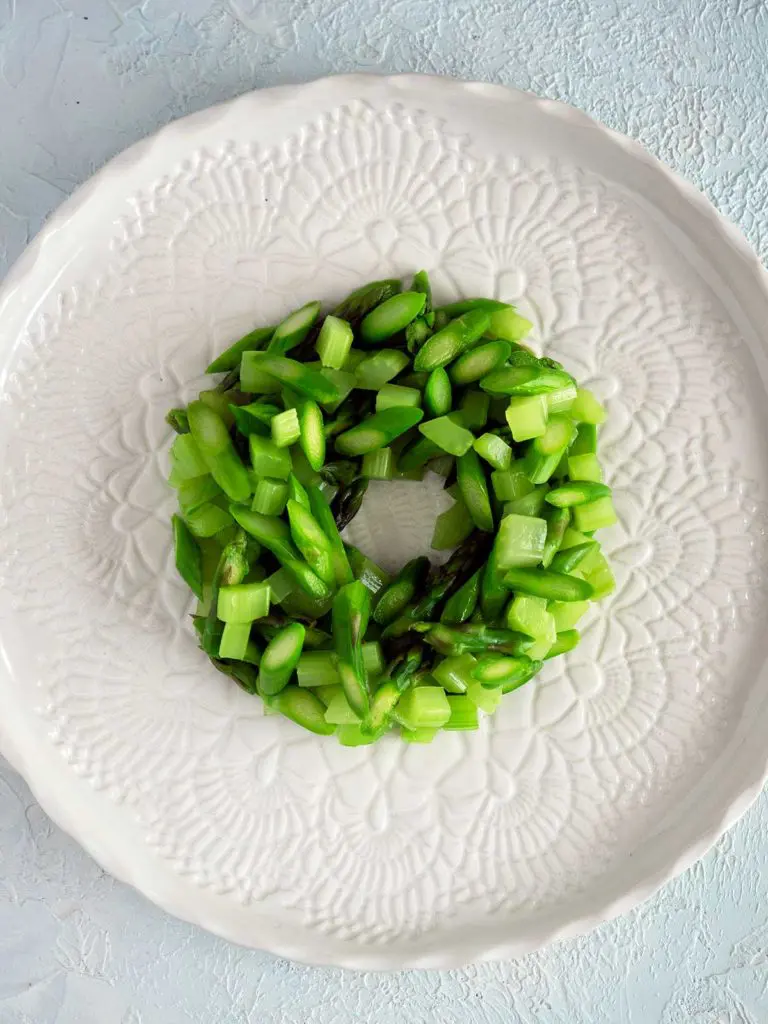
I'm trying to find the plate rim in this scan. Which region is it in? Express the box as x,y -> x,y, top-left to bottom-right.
1,72 -> 768,969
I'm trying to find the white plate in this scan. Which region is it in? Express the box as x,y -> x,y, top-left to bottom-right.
1,75 -> 767,970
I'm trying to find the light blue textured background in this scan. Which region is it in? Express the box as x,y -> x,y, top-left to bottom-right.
1,2 -> 767,1021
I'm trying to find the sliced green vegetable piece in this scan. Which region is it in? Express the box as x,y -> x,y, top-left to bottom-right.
251,477 -> 289,516
505,395 -> 548,441
186,401 -> 251,502
217,581 -> 271,623
419,415 -> 475,457
172,514 -> 203,599
457,449 -> 494,532
207,325 -> 274,374
473,432 -> 513,471
298,400 -> 326,472
269,301 -> 321,355
258,622 -> 306,695
413,310 -> 491,372
459,390 -> 490,430
567,452 -> 603,483
441,568 -> 482,623
308,486 -> 354,586
546,481 -> 612,507
316,314 -> 354,369
362,447 -> 395,479
495,513 -> 547,569
444,695 -> 479,730
573,495 -> 618,533
218,621 -> 252,660
335,407 -> 424,456
376,384 -> 421,412
241,353 -> 339,406
332,580 -> 372,718
503,567 -> 593,602
373,556 -> 430,625
249,435 -> 292,479
270,686 -> 336,735
359,291 -> 426,345
431,496 -> 474,550
395,687 -> 451,730
541,507 -> 571,568
545,630 -> 580,659
450,340 -> 511,385
424,367 -> 452,417
355,349 -> 410,389
485,308 -> 533,342
570,387 -> 607,424
271,407 -> 300,448
332,279 -> 402,326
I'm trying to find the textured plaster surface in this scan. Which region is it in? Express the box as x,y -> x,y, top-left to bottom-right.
0,1 -> 767,1021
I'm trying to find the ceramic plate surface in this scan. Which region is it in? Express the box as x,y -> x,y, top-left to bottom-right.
1,75 -> 768,969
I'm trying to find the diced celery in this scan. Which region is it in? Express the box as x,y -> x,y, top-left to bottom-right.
184,502 -> 234,538
316,315 -> 354,369
583,549 -> 616,599
432,654 -> 477,694
491,462 -> 535,502
570,422 -> 598,454
503,486 -> 548,517
545,630 -> 581,658
521,415 -> 577,485
545,381 -> 577,414
314,683 -> 343,706
375,384 -> 422,412
362,641 -> 385,679
395,687 -> 451,730
251,478 -> 289,515
178,475 -> 222,513
570,387 -> 606,424
466,679 -> 503,714
550,600 -> 590,632
362,448 -> 395,479
574,495 -> 618,532
219,621 -> 252,660
485,308 -> 533,342
524,635 -> 554,660
249,435 -> 292,479
324,691 -> 361,725
170,433 -> 209,480
474,432 -> 513,471
266,566 -> 295,603
505,594 -> 556,643
495,513 -> 547,569
271,408 -> 301,448
444,695 -> 480,730
419,416 -> 475,456
401,727 -> 438,743
297,651 -> 340,688
217,581 -> 271,623
338,724 -> 377,746
240,352 -> 282,394
505,395 -> 548,441
567,453 -> 603,482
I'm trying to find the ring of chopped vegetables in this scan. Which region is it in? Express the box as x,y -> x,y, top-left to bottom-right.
166,272 -> 616,746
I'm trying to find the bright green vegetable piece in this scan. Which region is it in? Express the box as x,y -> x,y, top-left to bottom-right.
217,581 -> 271,623
413,310 -> 490,372
248,434 -> 292,479
170,433 -> 210,481
206,326 -> 274,374
419,415 -> 475,456
491,463 -> 535,502
362,447 -> 395,479
324,690 -> 362,725
241,353 -> 339,406
251,477 -> 289,515
359,291 -> 426,344
332,279 -> 402,325
503,567 -> 593,602
198,389 -> 237,427
580,548 -> 616,599
495,513 -> 547,569
436,298 -> 510,316
484,307 -> 533,342
363,680 -> 401,736
546,481 -> 612,507
177,475 -> 222,514
401,727 -> 438,743
166,408 -> 190,435
541,507 -> 571,568
570,422 -> 598,455
172,514 -> 203,599
184,502 -> 234,538
504,486 -> 548,518
405,316 -> 433,353
465,679 -> 503,714
521,415 -> 577,484
449,340 -> 511,385
444,695 -> 479,730
546,381 -> 578,414
423,367 -> 452,417
297,400 -> 326,472
457,449 -> 494,532
431,496 -> 474,550
335,407 -> 424,456
218,620 -> 252,660
570,387 -> 606,424
471,654 -> 531,687
187,400 -> 252,502
545,630 -> 580,659
269,686 -> 336,735
473,432 -> 513,471
373,556 -> 430,625
411,269 -> 432,311
376,384 -> 422,412
287,472 -> 311,511
550,600 -> 590,631
549,541 -> 597,574
332,581 -> 372,718
355,349 -> 410,389
297,651 -> 339,688
505,594 -> 556,643
441,568 -> 481,623
567,452 -> 603,483
459,390 -> 490,430
308,486 -> 354,586
505,395 -> 548,441
432,654 -> 476,694
316,315 -> 354,369
573,495 -> 618,533
258,622 -> 306,696
395,686 -> 451,730
269,301 -> 321,356
286,499 -> 335,586
266,566 -> 295,604
314,683 -> 342,706
271,407 -> 300,448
